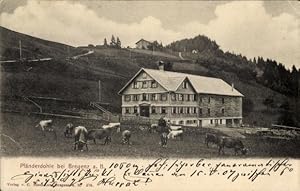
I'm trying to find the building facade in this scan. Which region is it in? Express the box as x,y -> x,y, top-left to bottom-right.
118,66 -> 243,127
135,39 -> 152,49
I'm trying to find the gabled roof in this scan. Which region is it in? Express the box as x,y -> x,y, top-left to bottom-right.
135,38 -> 152,45
118,68 -> 244,97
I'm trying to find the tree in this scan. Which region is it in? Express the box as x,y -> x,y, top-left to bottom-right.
103,38 -> 108,46
110,35 -> 116,46
116,37 -> 121,48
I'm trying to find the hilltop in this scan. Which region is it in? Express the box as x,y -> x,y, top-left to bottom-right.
0,26 -> 294,126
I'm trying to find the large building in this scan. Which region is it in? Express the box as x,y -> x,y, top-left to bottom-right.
118,64 -> 244,127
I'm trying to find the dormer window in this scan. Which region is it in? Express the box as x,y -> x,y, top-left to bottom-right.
183,81 -> 188,89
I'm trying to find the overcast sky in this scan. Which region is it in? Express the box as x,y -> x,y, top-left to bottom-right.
0,0 -> 299,69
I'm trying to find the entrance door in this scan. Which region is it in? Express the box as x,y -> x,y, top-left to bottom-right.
140,106 -> 150,117
198,120 -> 202,128
215,119 -> 219,127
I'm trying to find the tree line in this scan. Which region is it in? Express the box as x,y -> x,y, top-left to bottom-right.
103,35 -> 121,48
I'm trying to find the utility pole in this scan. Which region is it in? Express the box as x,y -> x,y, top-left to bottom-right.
19,40 -> 22,60
98,80 -> 102,103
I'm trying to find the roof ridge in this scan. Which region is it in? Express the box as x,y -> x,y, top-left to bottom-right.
143,68 -> 222,80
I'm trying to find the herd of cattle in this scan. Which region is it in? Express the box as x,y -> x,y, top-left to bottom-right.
35,119 -> 248,155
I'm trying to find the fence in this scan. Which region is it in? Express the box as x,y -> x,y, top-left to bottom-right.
120,116 -> 157,127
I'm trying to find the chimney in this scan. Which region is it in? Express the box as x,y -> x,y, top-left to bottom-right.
158,61 -> 165,71
231,83 -> 234,91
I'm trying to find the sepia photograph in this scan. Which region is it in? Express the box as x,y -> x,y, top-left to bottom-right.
0,0 -> 299,190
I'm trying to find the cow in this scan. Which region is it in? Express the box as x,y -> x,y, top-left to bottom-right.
64,123 -> 74,138
122,130 -> 131,145
74,126 -> 88,151
168,129 -> 183,141
150,124 -> 158,133
87,128 -> 112,145
218,136 -> 247,155
169,125 -> 182,131
204,133 -> 221,148
35,119 -> 57,140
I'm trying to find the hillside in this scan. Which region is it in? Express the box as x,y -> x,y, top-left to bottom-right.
0,26 -> 293,126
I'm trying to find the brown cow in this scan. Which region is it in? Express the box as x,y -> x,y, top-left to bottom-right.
87,128 -> 112,145
204,133 -> 221,147
218,136 -> 247,155
74,126 -> 88,151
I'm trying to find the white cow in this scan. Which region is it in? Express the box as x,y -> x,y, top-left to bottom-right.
168,129 -> 184,140
36,119 -> 53,131
35,119 -> 56,140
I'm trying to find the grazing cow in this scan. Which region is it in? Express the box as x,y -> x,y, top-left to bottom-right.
205,133 -> 221,148
74,126 -> 88,151
168,130 -> 183,140
87,128 -> 112,145
122,130 -> 131,145
64,123 -> 74,137
35,119 -> 57,140
150,124 -> 158,133
218,136 -> 247,155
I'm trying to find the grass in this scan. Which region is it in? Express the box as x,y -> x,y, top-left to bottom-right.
1,113 -> 300,158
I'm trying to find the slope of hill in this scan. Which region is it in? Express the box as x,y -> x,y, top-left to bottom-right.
0,26 -> 290,126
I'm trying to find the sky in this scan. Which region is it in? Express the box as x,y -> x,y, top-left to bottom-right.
0,0 -> 299,69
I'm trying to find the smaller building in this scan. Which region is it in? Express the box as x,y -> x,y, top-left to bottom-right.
135,39 -> 152,49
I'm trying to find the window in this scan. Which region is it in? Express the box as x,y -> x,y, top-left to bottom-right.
172,107 -> 177,114
133,106 -> 138,114
187,107 -> 190,114
151,106 -> 156,114
133,95 -> 139,101
171,93 -> 176,101
221,108 -> 225,114
199,108 -> 202,115
160,93 -> 167,101
151,81 -> 157,88
133,81 -> 139,89
179,120 -> 184,125
183,81 -> 188,89
142,81 -> 148,89
193,107 -> 197,114
151,94 -> 157,101
161,107 -> 166,114
178,94 -> 184,101
125,95 -> 131,102
208,108 -> 211,115
186,94 -> 190,101
179,107 -> 183,114
210,119 -> 213,124
222,98 -> 225,104
220,119 -> 223,124
193,94 -> 197,101
142,93 -> 148,101
125,107 -> 130,114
